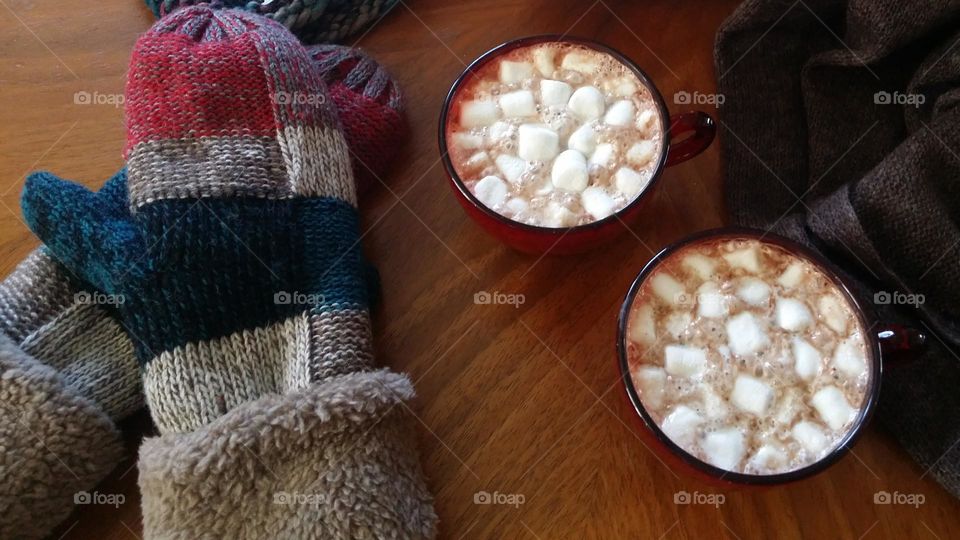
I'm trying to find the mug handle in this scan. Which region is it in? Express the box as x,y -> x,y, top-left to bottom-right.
877,323 -> 927,365
665,111 -> 716,167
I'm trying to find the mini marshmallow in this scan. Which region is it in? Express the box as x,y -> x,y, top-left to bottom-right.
543,201 -> 577,228
696,281 -> 727,318
748,444 -> 788,472
650,273 -> 686,305
567,86 -> 605,122
736,278 -> 771,306
487,121 -> 514,142
637,109 -> 657,133
604,100 -> 636,126
626,140 -> 656,166
561,51 -> 600,74
495,154 -> 526,183
774,389 -> 801,425
589,143 -> 616,169
723,246 -> 761,273
452,132 -> 483,149
460,100 -> 499,128
614,78 -> 638,97
726,312 -> 769,356
731,374 -> 774,415
792,421 -> 829,455
633,366 -> 667,409
551,149 -> 589,191
702,428 -> 746,471
581,186 -> 618,220
665,344 -> 708,378
464,151 -> 491,171
792,337 -> 821,381
540,80 -> 573,107
811,386 -> 856,431
776,297 -> 813,332
517,124 -> 559,161
682,253 -> 717,280
505,197 -> 528,215
818,294 -> 848,335
614,167 -> 648,199
665,311 -> 693,340
629,303 -> 657,346
661,405 -> 703,447
833,337 -> 867,379
533,47 -> 556,77
473,176 -> 508,208
499,60 -> 534,84
701,386 -> 730,419
567,123 -> 597,155
499,90 -> 537,117
777,262 -> 806,288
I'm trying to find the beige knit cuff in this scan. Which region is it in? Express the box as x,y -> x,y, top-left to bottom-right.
138,369 -> 438,539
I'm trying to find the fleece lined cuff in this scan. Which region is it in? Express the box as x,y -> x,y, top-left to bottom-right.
0,336 -> 124,540
138,369 -> 438,539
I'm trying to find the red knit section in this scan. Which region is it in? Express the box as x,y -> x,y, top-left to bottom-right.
124,33 -> 276,155
328,83 -> 405,197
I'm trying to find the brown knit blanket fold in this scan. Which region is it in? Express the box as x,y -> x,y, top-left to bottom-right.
715,0 -> 960,496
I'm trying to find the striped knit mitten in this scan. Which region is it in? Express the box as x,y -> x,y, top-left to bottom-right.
0,169 -> 141,540
22,7 -> 435,539
146,0 -> 400,44
308,44 -> 406,196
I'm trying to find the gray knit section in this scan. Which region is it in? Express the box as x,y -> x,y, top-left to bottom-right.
0,248 -> 76,343
0,248 -> 143,421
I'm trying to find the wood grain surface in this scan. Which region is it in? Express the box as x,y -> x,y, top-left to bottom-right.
2,0 -> 959,538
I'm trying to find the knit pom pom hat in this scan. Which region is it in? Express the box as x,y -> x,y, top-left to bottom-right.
144,0 -> 399,44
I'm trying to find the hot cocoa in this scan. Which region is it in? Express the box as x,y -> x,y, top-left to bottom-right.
625,237 -> 871,475
445,42 -> 664,227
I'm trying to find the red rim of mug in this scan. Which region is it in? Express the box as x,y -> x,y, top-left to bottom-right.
438,34 -> 672,235
616,227 -> 883,485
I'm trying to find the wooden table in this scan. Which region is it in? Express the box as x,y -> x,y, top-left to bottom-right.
2,0 -> 959,538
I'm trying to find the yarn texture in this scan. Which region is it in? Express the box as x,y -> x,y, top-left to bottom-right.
144,0 -> 399,44
21,7 -> 435,538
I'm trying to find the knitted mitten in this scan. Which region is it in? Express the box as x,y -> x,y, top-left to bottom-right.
23,7 -> 435,538
145,0 -> 400,44
308,44 -> 406,196
0,169 -> 141,540
0,169 -> 141,421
